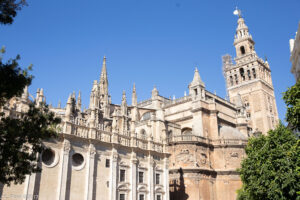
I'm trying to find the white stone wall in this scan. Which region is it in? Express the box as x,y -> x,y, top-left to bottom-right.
1,137 -> 169,200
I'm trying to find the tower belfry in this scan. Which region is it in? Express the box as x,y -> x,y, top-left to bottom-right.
223,9 -> 279,134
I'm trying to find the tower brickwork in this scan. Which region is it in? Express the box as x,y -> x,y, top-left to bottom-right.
223,14 -> 279,134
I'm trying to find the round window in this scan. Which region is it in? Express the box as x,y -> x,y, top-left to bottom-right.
42,149 -> 55,166
72,153 -> 84,167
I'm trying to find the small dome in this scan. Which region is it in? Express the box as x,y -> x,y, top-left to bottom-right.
220,126 -> 247,140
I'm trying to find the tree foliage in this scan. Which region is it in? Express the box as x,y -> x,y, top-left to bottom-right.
283,81 -> 300,131
0,104 -> 60,185
0,49 -> 61,186
237,124 -> 300,200
0,47 -> 32,106
0,0 -> 27,25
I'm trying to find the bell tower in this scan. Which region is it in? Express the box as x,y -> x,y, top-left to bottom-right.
223,9 -> 279,134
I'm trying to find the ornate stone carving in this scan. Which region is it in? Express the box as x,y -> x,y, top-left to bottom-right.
63,139 -> 71,153
230,152 -> 239,158
200,153 -> 207,165
89,144 -> 96,157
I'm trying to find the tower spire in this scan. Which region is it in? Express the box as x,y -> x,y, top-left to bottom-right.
77,90 -> 82,111
99,56 -> 108,96
132,83 -> 137,106
233,9 -> 255,58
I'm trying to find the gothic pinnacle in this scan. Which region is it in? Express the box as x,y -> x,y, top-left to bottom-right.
132,83 -> 137,106
100,56 -> 107,82
191,67 -> 205,87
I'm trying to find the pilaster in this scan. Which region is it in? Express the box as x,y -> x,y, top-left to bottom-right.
110,148 -> 118,200
24,173 -> 37,200
163,157 -> 170,200
57,138 -> 71,200
131,152 -> 138,200
148,155 -> 155,200
85,144 -> 96,200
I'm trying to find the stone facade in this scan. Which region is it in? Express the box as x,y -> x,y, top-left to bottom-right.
0,58 -> 170,200
223,15 -> 279,134
290,22 -> 300,81
0,12 -> 279,200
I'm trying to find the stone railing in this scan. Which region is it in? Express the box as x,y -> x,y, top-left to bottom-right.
63,122 -> 165,152
117,134 -> 131,147
163,95 -> 192,107
138,99 -> 152,107
152,141 -> 163,153
167,134 -> 247,146
211,139 -> 247,146
136,138 -> 148,150
167,135 -> 210,144
95,129 -> 112,143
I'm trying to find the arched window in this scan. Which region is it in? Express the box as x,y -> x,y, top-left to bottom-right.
240,46 -> 246,55
140,129 -> 146,140
234,74 -> 238,84
247,70 -> 251,80
239,68 -> 245,81
252,68 -> 256,78
181,128 -> 192,135
229,76 -> 233,86
141,112 -> 151,121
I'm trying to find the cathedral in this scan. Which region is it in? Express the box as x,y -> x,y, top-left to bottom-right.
0,12 -> 278,200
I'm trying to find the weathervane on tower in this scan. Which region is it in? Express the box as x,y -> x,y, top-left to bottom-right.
233,7 -> 242,18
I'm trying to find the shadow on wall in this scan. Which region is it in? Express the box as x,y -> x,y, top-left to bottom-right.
170,168 -> 189,200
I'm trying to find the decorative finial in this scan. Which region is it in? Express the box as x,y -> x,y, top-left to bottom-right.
233,7 -> 242,18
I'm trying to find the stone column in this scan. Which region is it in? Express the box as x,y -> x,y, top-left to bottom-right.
85,144 -> 96,200
131,152 -> 138,200
163,157 -> 170,200
110,148 -> 118,200
24,173 -> 37,200
57,139 -> 71,200
148,156 -> 154,200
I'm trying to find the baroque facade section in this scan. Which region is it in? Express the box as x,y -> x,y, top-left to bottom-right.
290,22 -> 300,81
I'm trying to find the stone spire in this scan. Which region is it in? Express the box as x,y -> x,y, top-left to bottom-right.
233,11 -> 255,57
190,67 -> 205,87
151,86 -> 159,99
189,68 -> 205,99
65,94 -> 72,120
37,88 -> 45,106
58,99 -> 61,108
121,90 -> 127,115
99,56 -> 108,96
21,85 -> 29,100
77,90 -> 82,111
132,83 -> 137,106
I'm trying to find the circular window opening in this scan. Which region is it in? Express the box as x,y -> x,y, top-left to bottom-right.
42,149 -> 55,165
72,153 -> 84,167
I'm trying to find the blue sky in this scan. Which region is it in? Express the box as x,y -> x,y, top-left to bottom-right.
0,0 -> 299,122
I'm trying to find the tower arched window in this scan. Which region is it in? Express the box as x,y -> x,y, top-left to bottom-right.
229,76 -> 233,86
239,68 -> 245,81
247,70 -> 251,80
252,68 -> 256,78
240,46 -> 246,55
234,74 -> 238,84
